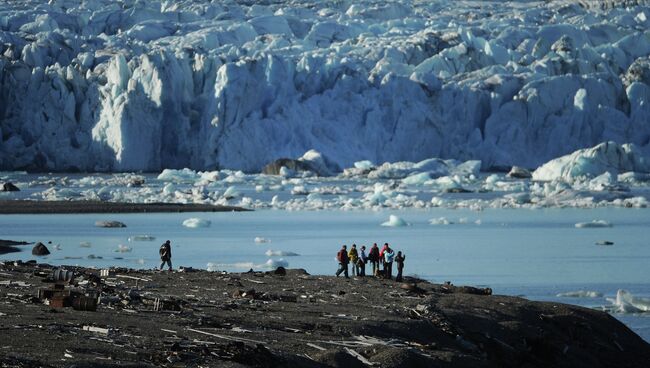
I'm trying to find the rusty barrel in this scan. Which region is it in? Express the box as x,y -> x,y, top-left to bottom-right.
72,296 -> 98,311
52,269 -> 74,283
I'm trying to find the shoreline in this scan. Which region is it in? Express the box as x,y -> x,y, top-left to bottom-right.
0,200 -> 248,214
0,261 -> 648,367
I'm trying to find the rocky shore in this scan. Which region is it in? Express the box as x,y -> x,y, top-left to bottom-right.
0,200 -> 247,214
0,261 -> 648,368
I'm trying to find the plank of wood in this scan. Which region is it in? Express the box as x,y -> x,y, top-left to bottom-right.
186,328 -> 265,345
344,347 -> 375,366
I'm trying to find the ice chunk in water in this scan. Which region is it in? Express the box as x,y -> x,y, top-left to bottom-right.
575,220 -> 612,228
608,290 -> 650,313
381,215 -> 409,227
430,217 -> 452,225
157,168 -> 199,183
182,218 -> 212,228
265,250 -> 300,257
265,258 -> 288,268
354,160 -> 374,170
128,235 -> 156,242
556,290 -> 603,298
79,241 -> 92,248
255,237 -> 271,244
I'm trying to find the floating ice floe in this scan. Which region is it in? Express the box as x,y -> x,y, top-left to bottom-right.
254,237 -> 271,244
128,235 -> 156,242
265,250 -> 300,257
575,220 -> 613,228
556,290 -> 603,298
381,215 -> 409,227
182,218 -> 212,228
607,290 -> 650,313
79,241 -> 92,248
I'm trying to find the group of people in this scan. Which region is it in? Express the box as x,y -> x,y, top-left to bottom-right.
335,243 -> 406,281
159,240 -> 407,281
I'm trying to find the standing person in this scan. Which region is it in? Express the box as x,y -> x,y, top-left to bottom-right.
358,245 -> 368,277
335,245 -> 349,278
368,243 -> 380,276
379,243 -> 389,276
159,240 -> 172,271
395,251 -> 406,282
348,244 -> 359,276
384,246 -> 395,279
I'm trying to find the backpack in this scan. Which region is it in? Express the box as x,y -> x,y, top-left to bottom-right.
336,250 -> 344,262
159,245 -> 167,257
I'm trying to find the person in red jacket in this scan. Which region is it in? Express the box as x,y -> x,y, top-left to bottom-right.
379,243 -> 389,275
335,245 -> 349,278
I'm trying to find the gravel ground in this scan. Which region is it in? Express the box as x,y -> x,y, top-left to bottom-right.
0,261 -> 648,367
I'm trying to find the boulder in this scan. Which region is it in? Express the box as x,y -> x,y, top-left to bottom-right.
507,166 -> 532,179
31,242 -> 50,256
262,158 -> 313,176
1,182 -> 20,192
95,221 -> 127,228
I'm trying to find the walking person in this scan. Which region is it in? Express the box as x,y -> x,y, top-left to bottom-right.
159,240 -> 172,271
348,244 -> 359,276
384,246 -> 395,280
335,245 -> 349,278
368,243 -> 380,276
395,251 -> 406,282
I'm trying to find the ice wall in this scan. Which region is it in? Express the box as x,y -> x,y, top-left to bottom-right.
1,0 -> 650,172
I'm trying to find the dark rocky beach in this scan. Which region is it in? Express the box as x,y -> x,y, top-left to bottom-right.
0,261 -> 648,368
0,200 -> 247,214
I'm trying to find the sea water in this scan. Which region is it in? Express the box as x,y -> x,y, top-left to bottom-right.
1,207 -> 649,341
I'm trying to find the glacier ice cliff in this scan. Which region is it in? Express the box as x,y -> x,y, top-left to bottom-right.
1,0 -> 650,172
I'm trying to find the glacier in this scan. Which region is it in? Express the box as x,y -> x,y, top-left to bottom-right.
1,0 -> 650,172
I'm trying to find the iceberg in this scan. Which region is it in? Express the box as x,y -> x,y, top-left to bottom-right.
264,258 -> 289,269
532,142 -> 650,183
608,290 -> 650,313
381,215 -> 409,227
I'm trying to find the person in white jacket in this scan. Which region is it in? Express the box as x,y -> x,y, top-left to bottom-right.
383,247 -> 395,279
